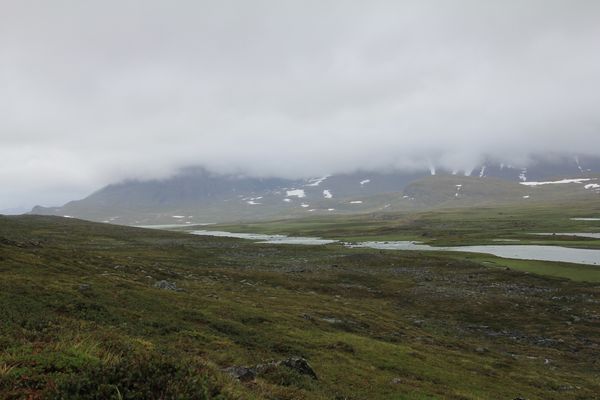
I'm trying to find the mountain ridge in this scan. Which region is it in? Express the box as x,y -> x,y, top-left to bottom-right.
29,155 -> 600,224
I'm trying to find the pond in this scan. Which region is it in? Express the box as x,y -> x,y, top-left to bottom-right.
188,230 -> 600,265
350,241 -> 600,265
190,230 -> 338,245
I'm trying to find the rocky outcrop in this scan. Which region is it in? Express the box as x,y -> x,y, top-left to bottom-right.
224,357 -> 318,382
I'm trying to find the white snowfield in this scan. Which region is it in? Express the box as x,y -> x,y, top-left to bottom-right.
305,175 -> 330,187
172,215 -> 185,218
519,168 -> 527,182
360,179 -> 370,185
350,200 -> 363,204
520,178 -> 591,186
323,189 -> 333,199
283,198 -> 291,202
301,204 -> 310,208
454,184 -> 462,197
246,201 -> 261,205
584,183 -> 600,189
286,189 -> 306,198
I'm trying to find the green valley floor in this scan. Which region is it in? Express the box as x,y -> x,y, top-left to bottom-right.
1,214 -> 599,399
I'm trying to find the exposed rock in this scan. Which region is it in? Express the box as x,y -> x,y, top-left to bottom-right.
77,283 -> 92,292
279,357 -> 318,380
223,366 -> 256,382
322,317 -> 343,324
224,357 -> 317,382
0,237 -> 42,248
154,280 -> 181,291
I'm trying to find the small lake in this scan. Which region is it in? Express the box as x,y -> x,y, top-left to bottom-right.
188,230 -> 600,265
190,230 -> 338,245
350,241 -> 600,265
137,223 -> 216,229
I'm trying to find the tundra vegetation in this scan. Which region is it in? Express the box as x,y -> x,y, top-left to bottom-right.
1,208 -> 599,399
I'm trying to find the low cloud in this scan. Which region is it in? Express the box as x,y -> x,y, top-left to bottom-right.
2,1 -> 600,209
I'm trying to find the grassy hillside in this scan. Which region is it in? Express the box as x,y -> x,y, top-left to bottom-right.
1,215 -> 600,399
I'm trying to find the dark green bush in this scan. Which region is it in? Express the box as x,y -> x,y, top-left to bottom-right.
48,354 -> 227,400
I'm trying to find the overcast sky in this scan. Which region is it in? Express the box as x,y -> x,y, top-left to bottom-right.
2,1 -> 600,210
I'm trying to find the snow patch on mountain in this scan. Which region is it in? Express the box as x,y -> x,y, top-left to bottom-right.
575,156 -> 584,173
350,200 -> 363,204
305,175 -> 330,187
520,178 -> 591,186
360,179 -> 370,186
286,189 -> 306,198
519,168 -> 527,182
479,166 -> 486,178
455,184 -> 462,197
323,190 -> 333,199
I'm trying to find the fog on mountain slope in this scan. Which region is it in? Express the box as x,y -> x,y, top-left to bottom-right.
29,157 -> 600,224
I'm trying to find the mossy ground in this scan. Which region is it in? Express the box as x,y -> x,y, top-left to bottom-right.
1,214 -> 600,399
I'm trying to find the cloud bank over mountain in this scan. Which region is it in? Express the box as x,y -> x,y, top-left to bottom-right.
2,1 -> 600,209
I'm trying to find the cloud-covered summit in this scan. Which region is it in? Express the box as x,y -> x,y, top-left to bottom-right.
2,1 -> 600,209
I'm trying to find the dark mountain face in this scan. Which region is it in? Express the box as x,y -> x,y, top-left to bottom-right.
30,155 -> 600,224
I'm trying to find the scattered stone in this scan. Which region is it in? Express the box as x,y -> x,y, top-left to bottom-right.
154,280 -> 181,291
77,283 -> 92,292
223,366 -> 256,382
301,313 -> 315,321
279,357 -> 318,380
224,357 -> 317,382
